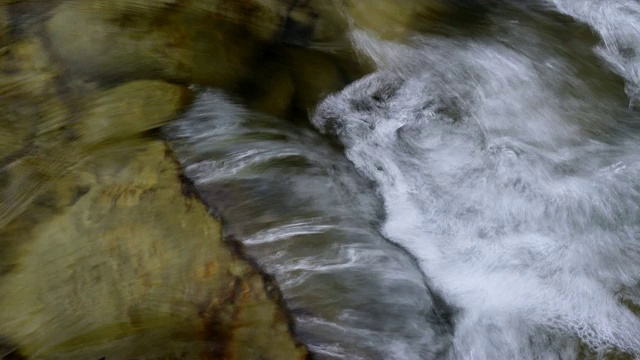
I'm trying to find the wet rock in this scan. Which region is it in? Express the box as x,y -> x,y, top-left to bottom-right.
39,0 -> 458,116
0,21 -> 307,357
246,60 -> 296,119
43,0 -> 312,88
234,44 -> 368,119
0,32 -> 71,228
0,140 -> 307,360
76,80 -> 192,144
0,6 -> 8,45
0,37 -> 188,227
41,0 -> 439,117
286,47 -> 353,115
45,1 -> 193,82
86,0 -> 290,42
280,0 -> 449,46
344,0 -> 447,40
206,0 -> 290,42
288,0 -> 450,42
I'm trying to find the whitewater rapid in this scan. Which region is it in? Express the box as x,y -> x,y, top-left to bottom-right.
312,1 -> 640,358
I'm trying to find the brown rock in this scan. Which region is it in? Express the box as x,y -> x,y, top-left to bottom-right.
0,27 -> 306,357
45,1 -> 194,82
0,6 -> 8,45
286,47 -> 351,114
75,80 -> 192,144
0,33 -> 71,229
44,0 -> 281,87
280,0 -> 449,43
0,140 -> 307,360
346,0 -> 450,40
241,58 -> 296,119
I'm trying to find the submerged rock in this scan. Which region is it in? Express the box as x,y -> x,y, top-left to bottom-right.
42,0 -> 454,117
0,0 -> 474,358
45,0 -> 264,87
343,0 -> 448,40
0,140 -> 307,360
0,8 -> 307,358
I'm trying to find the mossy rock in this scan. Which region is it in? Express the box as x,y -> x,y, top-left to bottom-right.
0,5 -> 9,45
42,0 -> 330,89
348,0 -> 451,39
75,80 -> 192,144
0,140 -> 307,360
0,13 -> 307,355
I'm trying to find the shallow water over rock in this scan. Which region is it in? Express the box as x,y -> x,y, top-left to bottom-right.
165,91 -> 453,359
171,1 -> 640,359
3,0 -> 640,359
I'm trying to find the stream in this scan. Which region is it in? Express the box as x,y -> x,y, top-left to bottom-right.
167,1 -> 640,359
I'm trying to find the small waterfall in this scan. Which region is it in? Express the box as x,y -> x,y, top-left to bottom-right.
168,1 -> 640,359
165,91 -> 452,360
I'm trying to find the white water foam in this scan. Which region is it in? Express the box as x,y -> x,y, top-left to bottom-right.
549,0 -> 640,108
167,91 -> 453,359
312,3 -> 640,358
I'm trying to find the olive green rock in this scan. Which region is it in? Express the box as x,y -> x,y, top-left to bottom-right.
43,0 -> 328,89
45,0 -> 264,87
284,0 -> 450,42
0,6 -> 8,45
0,139 -> 307,360
0,33 -> 71,229
245,59 -> 296,119
42,0 -> 450,113
76,80 -> 192,144
0,0 -> 454,358
286,47 -> 356,115
0,9 -> 307,357
343,0 -> 448,40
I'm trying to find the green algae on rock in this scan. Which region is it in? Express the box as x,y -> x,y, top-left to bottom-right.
0,3 -> 309,357
75,80 -> 193,145
44,0 -> 298,87
42,0 -> 440,115
0,0 -> 460,358
0,140 -> 307,360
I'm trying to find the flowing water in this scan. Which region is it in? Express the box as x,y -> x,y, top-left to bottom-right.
166,91 -> 453,359
168,1 -> 640,359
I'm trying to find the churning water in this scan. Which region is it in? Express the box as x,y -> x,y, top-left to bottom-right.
166,92 -> 453,360
170,1 -> 640,359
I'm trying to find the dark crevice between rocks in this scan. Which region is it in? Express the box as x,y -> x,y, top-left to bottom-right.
5,0 -> 58,41
280,0 -> 316,47
0,338 -> 25,360
223,234 -> 311,360
196,276 -> 242,360
0,144 -> 32,171
232,46 -> 295,120
162,145 -> 311,359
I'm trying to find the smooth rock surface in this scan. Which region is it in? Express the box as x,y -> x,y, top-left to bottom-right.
0,140 -> 307,360
0,9 -> 308,358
